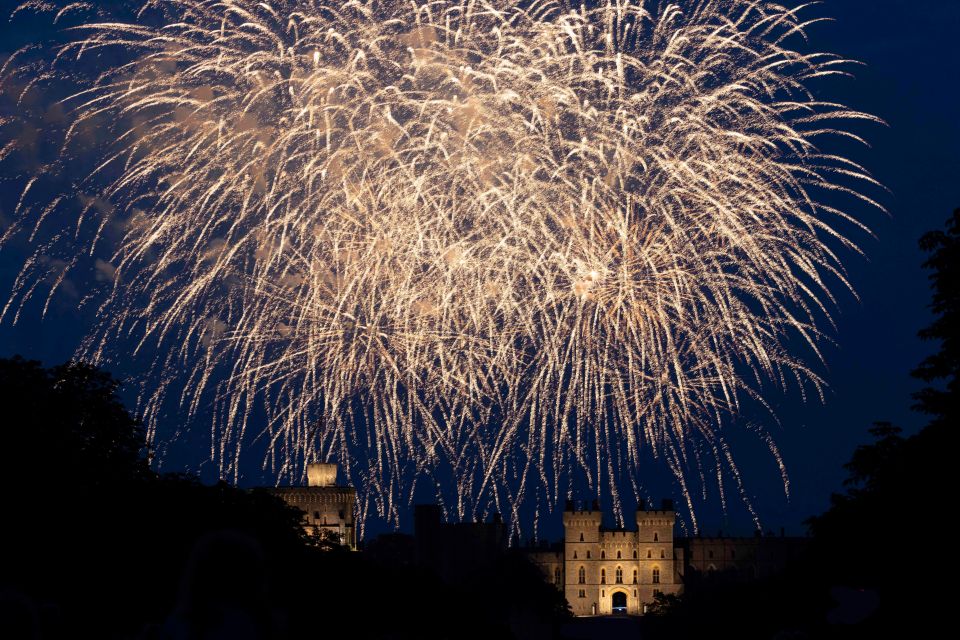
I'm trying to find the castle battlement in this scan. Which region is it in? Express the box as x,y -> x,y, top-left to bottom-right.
531,499 -> 684,616
266,463 -> 357,550
528,502 -> 806,617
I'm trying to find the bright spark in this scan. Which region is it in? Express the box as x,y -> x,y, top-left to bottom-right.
1,0 -> 883,536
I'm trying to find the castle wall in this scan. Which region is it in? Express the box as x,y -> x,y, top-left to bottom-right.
681,535 -> 806,584
559,505 -> 683,616
269,485 -> 357,549
528,504 -> 805,617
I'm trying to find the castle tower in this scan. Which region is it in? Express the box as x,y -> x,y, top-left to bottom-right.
635,499 -> 683,610
563,499 -> 603,616
269,462 -> 357,549
307,462 -> 338,487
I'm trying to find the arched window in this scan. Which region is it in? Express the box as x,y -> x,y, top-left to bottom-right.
617,550 -> 621,559
660,549 -> 665,559
652,568 -> 660,584
654,533 -> 659,542
601,551 -> 605,559
731,549 -> 736,559
573,551 -> 577,559
580,533 -> 584,542
600,568 -> 606,584
708,550 -> 714,559
647,550 -> 651,558
587,550 -> 591,559
578,567 -> 586,584
633,550 -> 637,559
615,567 -> 623,583
632,569 -> 638,584
554,567 -> 562,586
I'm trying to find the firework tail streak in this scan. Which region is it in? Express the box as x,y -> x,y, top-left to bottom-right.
0,1 -> 883,539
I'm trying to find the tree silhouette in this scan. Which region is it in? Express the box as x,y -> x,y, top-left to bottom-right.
309,526 -> 350,552
0,356 -> 573,639
0,356 -> 311,637
0,356 -> 148,490
803,209 -> 960,635
638,211 -> 960,640
913,208 -> 960,427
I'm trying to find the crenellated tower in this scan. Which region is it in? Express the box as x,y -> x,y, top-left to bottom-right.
557,497 -> 685,616
634,499 -> 683,606
562,499 -> 603,615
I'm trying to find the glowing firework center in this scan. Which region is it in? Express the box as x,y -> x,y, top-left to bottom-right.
1,1 -> 881,533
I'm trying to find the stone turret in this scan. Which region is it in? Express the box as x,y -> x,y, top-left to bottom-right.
636,498 -> 676,545
307,462 -> 338,487
562,500 -> 605,615
556,497 -> 685,616
268,462 -> 357,550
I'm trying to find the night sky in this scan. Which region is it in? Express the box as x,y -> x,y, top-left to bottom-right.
1,0 -> 958,541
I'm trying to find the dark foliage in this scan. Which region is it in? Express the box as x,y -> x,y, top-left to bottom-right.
0,356 -> 569,639
309,526 -> 350,552
0,356 -> 313,637
640,569 -> 834,640
0,357 -> 149,489
459,550 -> 572,638
641,209 -> 960,640
803,210 -> 959,630
645,590 -> 682,616
912,208 -> 960,425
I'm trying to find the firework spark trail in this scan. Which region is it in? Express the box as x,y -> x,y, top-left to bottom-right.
0,0 -> 882,536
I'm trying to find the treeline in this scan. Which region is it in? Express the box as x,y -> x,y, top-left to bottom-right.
642,209 -> 960,639
0,356 -> 568,639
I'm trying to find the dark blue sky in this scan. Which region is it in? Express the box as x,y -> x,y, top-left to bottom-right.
1,0 -> 958,540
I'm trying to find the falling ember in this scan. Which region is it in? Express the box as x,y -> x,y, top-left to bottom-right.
0,1 -> 883,536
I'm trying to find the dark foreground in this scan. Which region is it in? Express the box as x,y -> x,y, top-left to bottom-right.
562,616 -> 643,640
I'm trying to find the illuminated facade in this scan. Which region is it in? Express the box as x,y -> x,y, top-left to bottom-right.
530,499 -> 684,616
268,463 -> 357,550
527,500 -> 806,616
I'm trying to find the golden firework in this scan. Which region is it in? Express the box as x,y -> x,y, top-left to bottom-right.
1,1 -> 882,536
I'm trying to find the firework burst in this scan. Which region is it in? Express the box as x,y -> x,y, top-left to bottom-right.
1,0 -> 882,536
